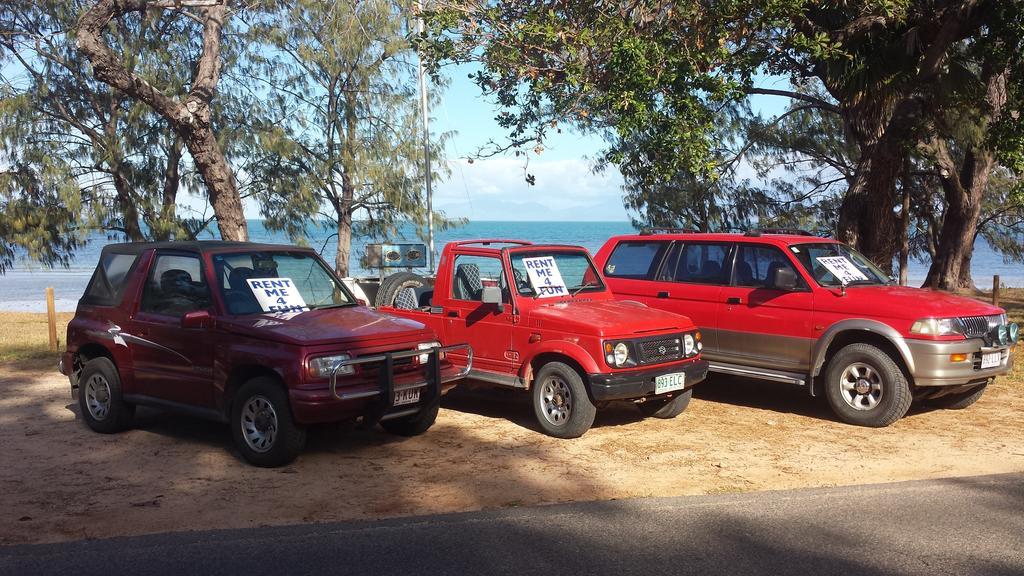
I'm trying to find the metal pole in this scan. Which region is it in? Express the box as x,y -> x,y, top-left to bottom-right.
415,6 -> 434,273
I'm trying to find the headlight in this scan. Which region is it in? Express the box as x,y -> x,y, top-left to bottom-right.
604,341 -> 635,367
1009,323 -> 1020,344
417,341 -> 442,364
613,342 -> 629,366
683,334 -> 695,355
308,353 -> 353,379
910,318 -> 963,336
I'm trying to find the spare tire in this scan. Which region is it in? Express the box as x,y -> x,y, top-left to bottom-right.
376,271 -> 430,307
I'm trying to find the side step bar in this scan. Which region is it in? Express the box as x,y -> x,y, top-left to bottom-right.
708,361 -> 807,386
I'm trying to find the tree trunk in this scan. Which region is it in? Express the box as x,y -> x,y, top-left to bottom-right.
335,209 -> 353,278
922,147 -> 992,291
153,136 -> 183,241
76,0 -> 247,241
899,180 -> 910,286
112,170 -> 144,242
922,69 -> 1006,291
836,97 -> 925,273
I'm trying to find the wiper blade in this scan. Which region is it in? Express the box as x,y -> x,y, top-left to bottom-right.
311,302 -> 354,310
570,282 -> 597,297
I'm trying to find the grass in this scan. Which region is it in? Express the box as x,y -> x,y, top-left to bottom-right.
0,311 -> 73,364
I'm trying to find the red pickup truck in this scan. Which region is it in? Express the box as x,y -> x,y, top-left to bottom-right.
594,230 -> 1020,427
60,241 -> 469,467
379,239 -> 709,438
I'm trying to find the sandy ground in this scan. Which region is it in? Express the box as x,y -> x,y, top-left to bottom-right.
2,356 -> 1022,546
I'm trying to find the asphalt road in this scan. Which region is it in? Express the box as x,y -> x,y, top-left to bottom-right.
2,473 -> 1022,576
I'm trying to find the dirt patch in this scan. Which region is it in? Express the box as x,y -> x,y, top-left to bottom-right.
2,360 -> 1022,545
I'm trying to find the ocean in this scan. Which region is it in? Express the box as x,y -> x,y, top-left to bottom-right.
2,220 -> 1021,312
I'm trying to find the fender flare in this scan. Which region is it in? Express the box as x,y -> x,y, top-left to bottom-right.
811,319 -> 916,378
519,340 -> 602,385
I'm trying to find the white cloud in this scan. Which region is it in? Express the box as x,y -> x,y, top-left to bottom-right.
435,157 -> 628,221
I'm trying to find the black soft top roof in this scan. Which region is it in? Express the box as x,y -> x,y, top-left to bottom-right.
100,240 -> 314,256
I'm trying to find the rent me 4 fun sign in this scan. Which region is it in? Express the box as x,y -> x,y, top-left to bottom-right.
247,278 -> 309,312
522,256 -> 568,298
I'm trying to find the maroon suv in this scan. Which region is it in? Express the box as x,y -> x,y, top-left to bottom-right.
60,241 -> 470,467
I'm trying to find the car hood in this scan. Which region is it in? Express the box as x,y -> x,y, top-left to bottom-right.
526,299 -> 694,338
218,305 -> 434,347
818,285 -> 1003,319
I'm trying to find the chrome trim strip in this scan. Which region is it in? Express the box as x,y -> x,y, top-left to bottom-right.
708,361 -> 806,386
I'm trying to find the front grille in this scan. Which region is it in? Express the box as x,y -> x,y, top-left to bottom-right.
960,315 -> 1001,339
637,337 -> 683,365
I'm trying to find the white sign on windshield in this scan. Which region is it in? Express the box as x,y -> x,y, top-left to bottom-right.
247,277 -> 309,313
522,256 -> 568,298
816,257 -> 869,285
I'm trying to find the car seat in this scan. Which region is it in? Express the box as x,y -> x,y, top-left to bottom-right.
224,267 -> 261,314
735,260 -> 754,285
454,263 -> 482,300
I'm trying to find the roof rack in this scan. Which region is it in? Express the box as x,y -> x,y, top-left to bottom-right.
744,228 -> 816,237
449,239 -> 533,247
639,227 -> 700,236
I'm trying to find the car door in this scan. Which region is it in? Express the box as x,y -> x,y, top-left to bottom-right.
652,241 -> 732,354
442,254 -> 515,375
716,243 -> 815,372
127,251 -> 217,407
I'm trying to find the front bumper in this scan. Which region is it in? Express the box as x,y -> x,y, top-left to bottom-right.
291,344 -> 472,425
587,359 -> 709,402
906,338 -> 1014,387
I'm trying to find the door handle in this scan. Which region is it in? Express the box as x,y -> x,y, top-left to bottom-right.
657,291 -> 670,299
726,297 -> 742,305
446,310 -> 460,318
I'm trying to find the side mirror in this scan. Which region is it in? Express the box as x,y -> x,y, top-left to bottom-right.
769,267 -> 799,291
480,285 -> 504,312
182,309 -> 213,329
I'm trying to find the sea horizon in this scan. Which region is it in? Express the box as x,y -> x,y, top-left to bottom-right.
2,219 -> 1021,312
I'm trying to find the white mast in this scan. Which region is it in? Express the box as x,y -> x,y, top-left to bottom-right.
415,3 -> 435,273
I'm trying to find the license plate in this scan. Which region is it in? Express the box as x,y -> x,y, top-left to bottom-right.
981,352 -> 1001,369
655,372 -> 686,394
393,388 -> 421,406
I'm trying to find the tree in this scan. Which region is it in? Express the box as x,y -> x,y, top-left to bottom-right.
0,0 -> 218,270
76,0 -> 248,241
423,1 -> 1024,274
243,0 -> 454,276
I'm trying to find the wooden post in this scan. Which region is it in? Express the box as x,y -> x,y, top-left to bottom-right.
46,286 -> 58,352
992,275 -> 1000,307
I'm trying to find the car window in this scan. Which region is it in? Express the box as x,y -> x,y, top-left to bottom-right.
83,252 -> 138,305
140,253 -> 212,318
733,244 -> 802,289
211,251 -> 352,314
451,255 -> 507,302
509,250 -> 605,297
669,243 -> 731,285
603,241 -> 669,279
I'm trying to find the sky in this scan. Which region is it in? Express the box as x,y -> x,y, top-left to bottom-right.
227,63 -> 795,222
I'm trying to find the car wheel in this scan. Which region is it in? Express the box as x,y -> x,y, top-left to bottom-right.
78,357 -> 135,433
927,383 -> 987,410
824,343 -> 912,427
637,388 -> 693,419
231,377 -> 306,467
531,361 -> 596,438
379,399 -> 440,436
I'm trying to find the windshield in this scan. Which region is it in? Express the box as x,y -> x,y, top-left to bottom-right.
509,251 -> 605,298
789,243 -> 890,287
212,251 -> 353,315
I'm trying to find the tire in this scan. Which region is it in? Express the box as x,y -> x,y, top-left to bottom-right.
927,383 -> 987,410
379,399 -> 439,436
531,362 -> 597,438
78,357 -> 135,433
231,377 -> 306,467
638,388 -> 692,419
376,272 -> 428,307
823,343 -> 912,427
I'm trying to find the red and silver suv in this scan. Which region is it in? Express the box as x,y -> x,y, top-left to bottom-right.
594,230 -> 1020,427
